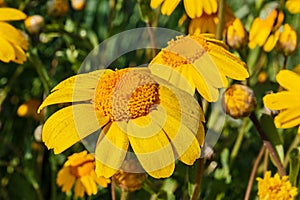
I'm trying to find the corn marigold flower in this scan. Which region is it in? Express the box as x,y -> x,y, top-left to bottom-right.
222,84 -> 256,119
225,18 -> 248,50
286,0 -> 300,14
57,151 -> 110,198
0,8 -> 28,64
257,171 -> 298,200
189,5 -> 235,35
149,34 -> 249,102
150,0 -> 217,18
248,9 -> 284,52
263,70 -> 300,135
277,24 -> 298,56
25,15 -> 44,35
38,68 -> 205,178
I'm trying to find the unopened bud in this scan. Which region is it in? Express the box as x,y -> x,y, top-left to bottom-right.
222,84 -> 256,119
25,15 -> 44,34
277,24 -> 298,56
47,0 -> 69,17
71,0 -> 85,10
226,18 -> 247,49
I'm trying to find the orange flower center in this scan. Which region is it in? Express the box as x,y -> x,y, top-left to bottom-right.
94,69 -> 159,121
69,160 -> 95,177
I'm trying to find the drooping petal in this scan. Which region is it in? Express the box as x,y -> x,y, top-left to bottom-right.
0,22 -> 28,50
274,106 -> 300,128
127,116 -> 175,178
0,8 -> 27,21
11,44 -> 27,64
95,122 -> 129,178
184,0 -> 202,18
42,104 -> 105,154
0,37 -> 15,62
56,167 -> 76,192
161,0 -> 180,15
276,70 -> 300,92
150,0 -> 164,9
80,176 -> 97,196
90,171 -> 110,187
74,179 -> 85,197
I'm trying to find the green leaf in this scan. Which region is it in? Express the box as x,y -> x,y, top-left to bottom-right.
289,148 -> 300,186
260,114 -> 284,163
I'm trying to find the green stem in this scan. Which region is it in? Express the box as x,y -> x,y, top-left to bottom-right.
282,55 -> 288,70
191,158 -> 205,200
284,136 -> 300,168
0,65 -> 24,107
120,190 -> 130,200
216,0 -> 225,40
249,113 -> 286,176
230,118 -> 249,167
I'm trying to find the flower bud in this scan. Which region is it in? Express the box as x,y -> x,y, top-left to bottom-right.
71,0 -> 85,10
25,15 -> 44,34
226,18 -> 248,49
47,0 -> 69,17
222,84 -> 257,119
277,24 -> 298,56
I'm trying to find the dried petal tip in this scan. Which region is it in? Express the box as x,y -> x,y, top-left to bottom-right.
222,84 -> 257,119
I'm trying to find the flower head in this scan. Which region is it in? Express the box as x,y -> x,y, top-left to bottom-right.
25,15 -> 44,34
56,151 -> 110,198
222,84 -> 256,119
38,68 -> 204,178
225,18 -> 248,50
149,34 -> 249,102
0,8 -> 28,64
277,24 -> 298,56
249,9 -> 284,52
286,0 -> 300,14
150,0 -> 218,18
257,171 -> 298,200
263,70 -> 300,135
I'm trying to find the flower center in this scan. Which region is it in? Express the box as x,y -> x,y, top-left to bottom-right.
69,160 -> 95,177
94,69 -> 159,121
159,35 -> 208,68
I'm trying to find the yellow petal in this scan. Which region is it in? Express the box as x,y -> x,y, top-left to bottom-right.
43,104 -> 103,154
56,167 -> 76,192
150,0 -> 164,8
0,8 -> 27,21
80,176 -> 97,196
150,108 -> 201,165
298,126 -> 300,135
184,0 -> 200,18
0,22 -> 28,50
263,92 -> 300,110
11,44 -> 27,64
274,107 -> 300,128
127,116 -> 175,178
91,171 -> 110,187
95,122 -> 129,178
263,31 -> 280,52
276,70 -> 300,92
74,179 -> 85,198
161,0 -> 180,15
0,37 -> 15,62
203,0 -> 217,14
38,88 -> 94,113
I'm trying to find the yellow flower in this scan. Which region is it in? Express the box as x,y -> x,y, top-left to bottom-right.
149,34 -> 249,102
222,84 -> 256,119
257,171 -> 298,200
150,0 -> 217,18
225,18 -> 247,50
189,5 -> 235,35
286,0 -> 300,14
38,68 -> 205,178
0,8 -> 28,64
57,151 -> 110,198
277,24 -> 298,56
263,70 -> 300,135
249,9 -> 284,52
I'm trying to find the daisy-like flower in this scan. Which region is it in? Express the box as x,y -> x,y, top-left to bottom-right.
38,68 -> 204,178
0,8 -> 28,64
248,9 -> 284,52
256,171 -> 298,200
286,0 -> 300,14
149,34 -> 249,102
57,151 -> 110,198
277,24 -> 298,56
263,70 -> 300,135
150,0 -> 218,18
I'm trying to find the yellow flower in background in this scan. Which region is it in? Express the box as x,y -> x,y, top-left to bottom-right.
286,0 -> 300,14
249,9 -> 284,52
277,24 -> 298,56
263,70 -> 300,135
38,68 -> 204,179
0,8 -> 28,64
225,18 -> 248,50
150,0 -> 217,18
57,151 -> 110,198
149,34 -> 249,102
189,5 -> 235,35
257,171 -> 297,200
17,99 -> 43,121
